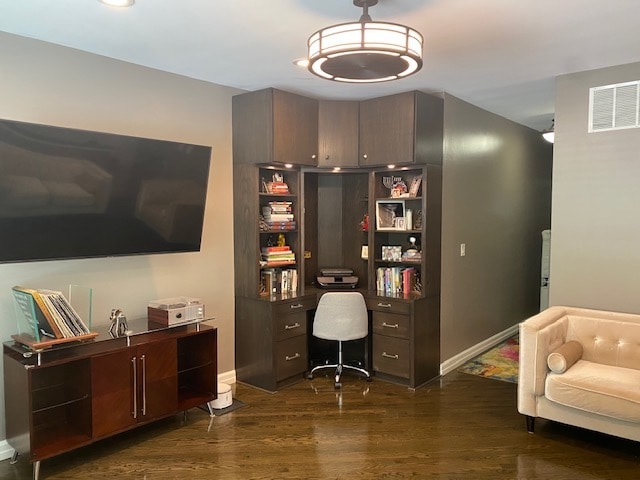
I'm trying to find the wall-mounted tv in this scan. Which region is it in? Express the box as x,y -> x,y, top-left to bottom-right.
0,119 -> 212,263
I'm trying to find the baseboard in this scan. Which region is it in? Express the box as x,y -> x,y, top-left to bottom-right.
0,440 -> 13,461
440,323 -> 519,376
218,369 -> 236,385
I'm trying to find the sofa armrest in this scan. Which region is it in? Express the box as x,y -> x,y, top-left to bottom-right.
518,307 -> 570,416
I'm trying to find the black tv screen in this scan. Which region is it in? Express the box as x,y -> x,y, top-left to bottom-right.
0,119 -> 211,263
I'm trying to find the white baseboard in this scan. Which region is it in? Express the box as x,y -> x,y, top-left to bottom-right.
217,369 -> 236,385
440,323 -> 519,376
0,440 -> 13,461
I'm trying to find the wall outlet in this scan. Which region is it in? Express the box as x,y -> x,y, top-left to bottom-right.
460,243 -> 466,257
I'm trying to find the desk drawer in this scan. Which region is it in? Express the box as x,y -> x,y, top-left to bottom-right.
373,334 -> 410,379
366,298 -> 411,315
276,335 -> 308,381
275,312 -> 307,341
275,297 -> 316,316
372,311 -> 410,339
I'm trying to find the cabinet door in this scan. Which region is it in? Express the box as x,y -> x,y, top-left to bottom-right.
137,338 -> 177,421
318,100 -> 359,167
359,92 -> 416,166
92,348 -> 137,439
273,89 -> 318,166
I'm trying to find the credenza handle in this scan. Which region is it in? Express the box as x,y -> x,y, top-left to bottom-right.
289,303 -> 304,309
284,322 -> 301,330
377,302 -> 392,308
131,356 -> 137,419
382,322 -> 399,329
141,355 -> 147,416
382,352 -> 399,360
285,353 -> 301,361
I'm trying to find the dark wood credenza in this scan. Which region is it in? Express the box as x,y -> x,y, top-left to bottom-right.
3,319 -> 217,480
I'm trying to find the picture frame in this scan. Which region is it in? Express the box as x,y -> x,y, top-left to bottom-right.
408,175 -> 422,197
376,200 -> 405,230
395,217 -> 406,230
381,245 -> 402,262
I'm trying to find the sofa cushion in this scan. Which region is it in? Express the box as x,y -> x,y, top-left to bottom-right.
545,360 -> 640,423
547,341 -> 583,373
0,175 -> 49,208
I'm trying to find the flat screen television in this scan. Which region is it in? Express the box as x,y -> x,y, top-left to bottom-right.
0,119 -> 212,263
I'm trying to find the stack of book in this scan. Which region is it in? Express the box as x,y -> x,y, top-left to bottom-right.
262,201 -> 296,231
261,245 -> 296,267
11,285 -> 98,348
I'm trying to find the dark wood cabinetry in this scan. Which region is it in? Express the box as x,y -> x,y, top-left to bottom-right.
359,91 -> 444,166
232,88 -> 318,166
235,296 -> 314,392
3,321 -> 217,479
232,87 -> 443,392
318,100 -> 359,167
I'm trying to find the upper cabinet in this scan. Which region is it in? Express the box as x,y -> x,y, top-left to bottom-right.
233,88 -> 318,166
318,100 -> 360,168
359,91 -> 444,167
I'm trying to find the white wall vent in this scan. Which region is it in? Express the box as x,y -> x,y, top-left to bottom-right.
589,80 -> 640,132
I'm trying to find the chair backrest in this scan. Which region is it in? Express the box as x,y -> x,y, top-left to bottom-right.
313,292 -> 368,341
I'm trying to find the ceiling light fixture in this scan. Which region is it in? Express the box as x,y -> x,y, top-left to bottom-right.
542,119 -> 555,143
99,0 -> 135,7
307,0 -> 423,83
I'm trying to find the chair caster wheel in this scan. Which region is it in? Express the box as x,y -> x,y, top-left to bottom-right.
366,376 -> 373,382
334,382 -> 341,389
307,373 -> 314,380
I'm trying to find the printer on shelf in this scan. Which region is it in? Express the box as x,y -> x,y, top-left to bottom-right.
316,268 -> 358,289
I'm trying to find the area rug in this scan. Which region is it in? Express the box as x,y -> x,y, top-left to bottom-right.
458,335 -> 519,383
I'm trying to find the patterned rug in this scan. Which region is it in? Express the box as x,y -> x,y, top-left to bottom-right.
458,335 -> 519,383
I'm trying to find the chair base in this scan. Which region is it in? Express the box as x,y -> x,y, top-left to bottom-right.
308,363 -> 372,388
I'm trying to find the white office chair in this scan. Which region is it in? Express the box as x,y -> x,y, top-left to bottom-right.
307,292 -> 371,388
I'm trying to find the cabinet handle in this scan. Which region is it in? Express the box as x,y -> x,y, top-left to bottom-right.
131,356 -> 137,419
382,352 -> 399,360
377,302 -> 392,308
284,322 -> 301,330
285,353 -> 301,361
382,322 -> 399,329
363,153 -> 368,159
141,355 -> 147,416
290,303 -> 303,309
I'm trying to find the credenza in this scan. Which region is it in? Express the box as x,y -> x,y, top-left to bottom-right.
3,319 -> 217,480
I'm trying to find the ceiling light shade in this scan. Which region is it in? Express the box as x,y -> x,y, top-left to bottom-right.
307,0 -> 423,83
99,0 -> 135,7
542,119 -> 555,143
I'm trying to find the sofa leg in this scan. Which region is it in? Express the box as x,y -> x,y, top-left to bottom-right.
525,415 -> 535,433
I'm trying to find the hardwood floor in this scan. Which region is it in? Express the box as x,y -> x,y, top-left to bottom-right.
1,371 -> 639,479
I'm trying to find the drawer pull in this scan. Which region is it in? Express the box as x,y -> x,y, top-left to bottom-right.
377,302 -> 392,309
285,353 -> 301,361
284,322 -> 301,330
290,303 -> 304,310
382,352 -> 399,360
382,322 -> 399,329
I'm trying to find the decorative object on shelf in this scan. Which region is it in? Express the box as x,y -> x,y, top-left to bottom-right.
381,245 -> 402,262
382,175 -> 406,197
265,172 -> 290,194
306,0 -> 423,83
376,200 -> 405,230
108,308 -> 129,338
406,209 -> 413,230
359,213 -> 369,231
361,245 -> 368,260
402,236 -> 422,262
413,209 -> 423,230
408,175 -> 422,197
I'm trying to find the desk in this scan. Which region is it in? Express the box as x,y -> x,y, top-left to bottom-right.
235,288 -> 439,391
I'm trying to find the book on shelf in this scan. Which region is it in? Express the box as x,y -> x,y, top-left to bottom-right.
261,245 -> 291,253
261,268 -> 298,295
375,267 -> 418,296
264,213 -> 294,222
11,286 -> 97,347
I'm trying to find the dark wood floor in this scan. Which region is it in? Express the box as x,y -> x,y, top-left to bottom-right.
1,370 -> 639,479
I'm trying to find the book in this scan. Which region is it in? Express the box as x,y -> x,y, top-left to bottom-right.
261,246 -> 291,254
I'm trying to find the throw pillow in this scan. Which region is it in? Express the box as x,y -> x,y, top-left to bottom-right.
547,340 -> 583,373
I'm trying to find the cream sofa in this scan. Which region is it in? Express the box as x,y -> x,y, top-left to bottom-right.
518,306 -> 640,442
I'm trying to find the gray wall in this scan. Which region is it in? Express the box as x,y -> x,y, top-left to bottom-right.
440,94 -> 553,361
0,32 -> 241,446
550,62 -> 640,312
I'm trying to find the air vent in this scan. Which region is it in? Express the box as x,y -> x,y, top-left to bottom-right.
589,80 -> 640,132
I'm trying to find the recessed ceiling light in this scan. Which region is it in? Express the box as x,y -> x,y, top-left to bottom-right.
99,0 -> 135,7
